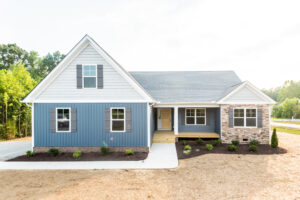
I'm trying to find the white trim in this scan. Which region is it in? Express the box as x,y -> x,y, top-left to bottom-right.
25,100 -> 152,103
154,103 -> 220,108
82,64 -> 97,89
31,103 -> 34,151
233,108 -> 257,128
185,108 -> 206,126
218,81 -> 276,104
22,35 -> 155,103
56,107 -> 71,132
147,103 -> 151,147
174,106 -> 179,135
110,107 -> 126,132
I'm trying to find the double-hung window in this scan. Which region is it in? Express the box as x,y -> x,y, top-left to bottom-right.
111,108 -> 125,132
234,108 -> 257,127
56,108 -> 71,132
83,65 -> 96,88
185,108 -> 206,125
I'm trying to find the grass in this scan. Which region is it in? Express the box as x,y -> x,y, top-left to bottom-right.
273,121 -> 300,125
272,126 -> 300,135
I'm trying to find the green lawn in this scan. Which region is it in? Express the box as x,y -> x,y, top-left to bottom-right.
271,126 -> 300,135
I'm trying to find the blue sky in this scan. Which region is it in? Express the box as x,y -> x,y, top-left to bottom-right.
1,0 -> 300,89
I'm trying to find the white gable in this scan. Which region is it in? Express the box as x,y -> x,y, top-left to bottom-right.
218,81 -> 276,104
22,35 -> 154,103
36,44 -> 144,101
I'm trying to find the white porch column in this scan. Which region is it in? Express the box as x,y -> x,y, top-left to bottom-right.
174,106 -> 179,135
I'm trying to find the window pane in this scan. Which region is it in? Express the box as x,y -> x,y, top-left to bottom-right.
246,109 -> 256,117
196,117 -> 205,124
234,109 -> 244,117
196,109 -> 205,116
83,65 -> 96,76
57,109 -> 63,119
186,109 -> 195,117
84,77 -> 96,88
246,118 -> 256,127
112,121 -> 124,131
118,109 -> 124,119
186,117 -> 195,124
63,109 -> 69,119
234,118 -> 244,126
57,121 -> 70,131
112,109 -> 118,119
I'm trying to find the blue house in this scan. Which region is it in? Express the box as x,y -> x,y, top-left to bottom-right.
22,35 -> 276,153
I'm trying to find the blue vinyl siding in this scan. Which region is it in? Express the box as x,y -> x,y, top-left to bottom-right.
34,103 -> 148,147
178,108 -> 220,134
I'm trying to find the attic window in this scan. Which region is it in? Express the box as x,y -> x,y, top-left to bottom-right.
83,65 -> 96,88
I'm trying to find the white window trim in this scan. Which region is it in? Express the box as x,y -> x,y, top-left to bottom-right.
82,64 -> 97,89
110,107 -> 126,132
185,108 -> 206,126
233,108 -> 257,128
56,107 -> 71,132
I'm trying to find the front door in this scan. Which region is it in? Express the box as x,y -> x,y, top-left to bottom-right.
157,108 -> 171,130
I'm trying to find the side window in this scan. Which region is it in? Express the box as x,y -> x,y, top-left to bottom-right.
111,108 -> 125,132
246,109 -> 256,127
234,109 -> 244,127
185,108 -> 206,125
83,65 -> 96,88
56,108 -> 70,132
186,109 -> 195,124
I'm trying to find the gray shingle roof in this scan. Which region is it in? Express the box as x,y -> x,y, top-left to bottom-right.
130,71 -> 242,103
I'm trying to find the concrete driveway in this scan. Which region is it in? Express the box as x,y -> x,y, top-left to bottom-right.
271,122 -> 300,130
0,141 -> 32,161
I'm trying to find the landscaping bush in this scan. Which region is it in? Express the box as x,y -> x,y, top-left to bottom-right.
206,144 -> 213,151
183,149 -> 191,155
271,128 -> 278,148
26,150 -> 35,157
231,140 -> 239,146
197,138 -> 204,145
125,149 -> 134,156
101,141 -> 109,155
73,151 -> 82,159
250,139 -> 259,146
49,148 -> 60,156
182,140 -> 187,145
248,145 -> 258,152
184,145 -> 192,150
227,144 -> 238,152
212,139 -> 221,147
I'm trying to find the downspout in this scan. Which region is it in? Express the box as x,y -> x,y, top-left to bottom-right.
25,103 -> 34,151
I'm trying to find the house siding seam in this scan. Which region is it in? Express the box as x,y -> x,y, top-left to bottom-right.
34,103 -> 148,147
178,108 -> 220,134
220,104 -> 270,144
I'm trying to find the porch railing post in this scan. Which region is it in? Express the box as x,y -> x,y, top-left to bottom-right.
174,106 -> 179,135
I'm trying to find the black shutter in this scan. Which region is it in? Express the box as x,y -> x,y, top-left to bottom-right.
76,64 -> 82,89
229,108 -> 234,128
97,64 -> 103,89
126,108 -> 132,132
50,108 -> 56,132
105,108 -> 110,132
257,109 -> 263,128
71,108 -> 77,132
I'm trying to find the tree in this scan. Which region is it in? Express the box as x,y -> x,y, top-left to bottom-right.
0,44 -> 30,70
271,128 -> 278,148
38,51 -> 65,79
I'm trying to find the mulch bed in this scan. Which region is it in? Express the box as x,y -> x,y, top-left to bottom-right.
176,140 -> 287,160
8,152 -> 148,162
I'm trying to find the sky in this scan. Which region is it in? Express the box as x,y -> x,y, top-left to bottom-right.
1,0 -> 300,89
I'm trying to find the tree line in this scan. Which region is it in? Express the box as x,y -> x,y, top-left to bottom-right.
262,80 -> 300,119
0,44 -> 65,139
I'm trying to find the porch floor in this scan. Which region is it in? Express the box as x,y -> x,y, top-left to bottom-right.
153,131 -> 220,143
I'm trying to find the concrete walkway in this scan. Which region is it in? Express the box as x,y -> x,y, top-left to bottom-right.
0,141 -> 32,161
0,143 -> 178,170
271,122 -> 300,130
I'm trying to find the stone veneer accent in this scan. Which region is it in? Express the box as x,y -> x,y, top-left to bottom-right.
34,146 -> 149,153
221,104 -> 270,144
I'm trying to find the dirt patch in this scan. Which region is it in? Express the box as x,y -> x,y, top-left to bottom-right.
0,136 -> 32,142
176,141 -> 287,159
0,132 -> 300,200
8,152 -> 148,161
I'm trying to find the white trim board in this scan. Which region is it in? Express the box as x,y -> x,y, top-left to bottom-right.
22,35 -> 155,103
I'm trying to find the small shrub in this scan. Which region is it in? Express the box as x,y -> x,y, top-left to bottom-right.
101,141 -> 109,155
250,139 -> 259,146
73,151 -> 82,159
182,140 -> 187,145
231,140 -> 239,146
125,149 -> 134,155
206,144 -> 213,151
26,150 -> 35,157
227,144 -> 238,152
197,138 -> 204,145
271,128 -> 278,148
183,149 -> 191,155
184,145 -> 192,150
212,139 -> 221,147
249,145 -> 258,152
49,148 -> 59,156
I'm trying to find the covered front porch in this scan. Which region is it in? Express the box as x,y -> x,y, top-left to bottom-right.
151,105 -> 221,143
